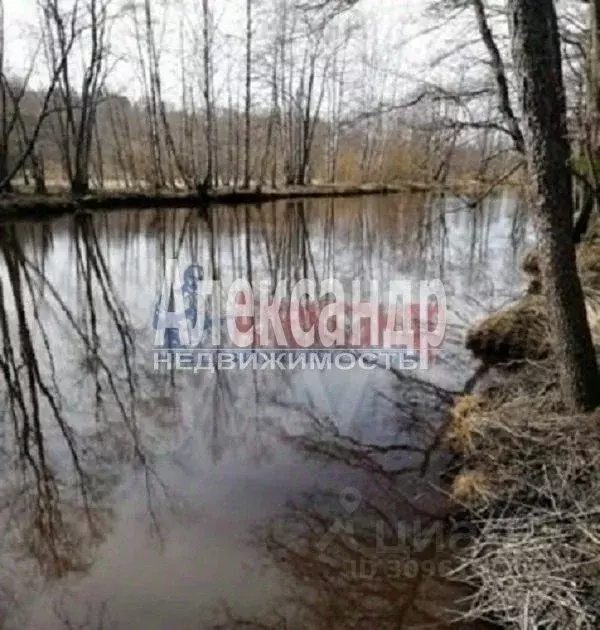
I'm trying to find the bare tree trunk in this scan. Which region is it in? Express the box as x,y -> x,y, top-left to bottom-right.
146,1 -> 165,189
42,0 -> 109,195
92,121 -> 104,189
329,32 -> 348,183
260,48 -> 278,187
0,0 -> 12,193
579,0 -> 600,237
201,0 -> 213,190
31,153 -> 47,194
226,55 -> 234,186
509,0 -> 600,411
212,44 -> 221,186
471,0 -> 524,154
590,0 -> 600,119
234,87 -> 241,188
0,7 -> 77,193
132,0 -> 164,189
243,0 -> 252,189
107,97 -> 130,188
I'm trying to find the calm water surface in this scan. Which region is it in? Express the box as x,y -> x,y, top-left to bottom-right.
0,193 -> 531,629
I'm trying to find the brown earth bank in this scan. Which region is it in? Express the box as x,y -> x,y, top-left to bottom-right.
0,179 -> 512,222
446,223 -> 600,628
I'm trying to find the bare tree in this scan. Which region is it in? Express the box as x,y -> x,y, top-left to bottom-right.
243,0 -> 253,188
136,0 -> 165,189
0,0 -> 11,192
42,0 -> 111,195
0,4 -> 50,193
200,0 -> 214,190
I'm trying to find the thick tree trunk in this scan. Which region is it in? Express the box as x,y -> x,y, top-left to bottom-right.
509,0 -> 600,411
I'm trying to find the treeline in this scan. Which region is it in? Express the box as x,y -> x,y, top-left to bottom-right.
0,0 -> 514,196
3,87 -> 510,193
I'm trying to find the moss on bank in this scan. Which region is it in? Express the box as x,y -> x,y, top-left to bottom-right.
451,228 -> 600,628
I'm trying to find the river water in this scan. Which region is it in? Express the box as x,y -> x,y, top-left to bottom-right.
0,192 -> 530,629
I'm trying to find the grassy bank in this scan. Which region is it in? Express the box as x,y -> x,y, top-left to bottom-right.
447,227 -> 600,628
0,178 -> 512,222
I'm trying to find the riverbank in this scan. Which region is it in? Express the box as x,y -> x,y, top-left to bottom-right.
447,226 -> 600,628
0,178 -> 511,222
0,183 -> 416,222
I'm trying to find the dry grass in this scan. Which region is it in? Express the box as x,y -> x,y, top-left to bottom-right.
450,364 -> 600,629
579,239 -> 600,341
521,237 -> 600,288
454,223 -> 600,628
465,295 -> 552,364
445,395 -> 484,454
451,470 -> 494,504
467,232 -> 600,366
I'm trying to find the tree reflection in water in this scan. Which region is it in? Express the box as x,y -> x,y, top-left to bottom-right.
204,374 -> 493,630
0,219 -> 158,587
0,194 -> 528,629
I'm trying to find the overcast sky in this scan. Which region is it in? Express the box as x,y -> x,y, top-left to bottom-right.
4,0 -> 476,106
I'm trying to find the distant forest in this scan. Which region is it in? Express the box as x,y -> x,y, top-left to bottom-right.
2,84 -> 515,194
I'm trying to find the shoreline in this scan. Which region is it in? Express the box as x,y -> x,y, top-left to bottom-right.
447,225 -> 600,628
0,179 -> 510,222
0,183 -> 418,222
